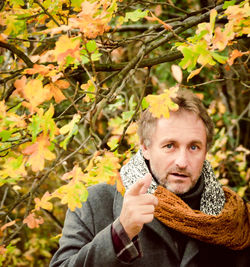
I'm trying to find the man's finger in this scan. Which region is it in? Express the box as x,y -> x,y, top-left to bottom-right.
127,173 -> 152,196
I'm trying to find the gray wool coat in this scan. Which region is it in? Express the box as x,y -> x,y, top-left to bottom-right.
50,183 -> 249,267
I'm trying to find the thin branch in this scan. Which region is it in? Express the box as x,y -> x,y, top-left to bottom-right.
33,0 -> 60,27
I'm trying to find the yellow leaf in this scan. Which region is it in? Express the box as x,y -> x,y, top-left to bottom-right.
187,66 -> 203,81
34,191 -> 53,211
145,87 -> 179,119
59,114 -> 81,135
52,35 -> 81,64
22,135 -> 56,172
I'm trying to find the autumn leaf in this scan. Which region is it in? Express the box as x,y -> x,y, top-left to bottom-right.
52,165 -> 89,211
24,64 -> 55,76
0,220 -> 16,233
171,64 -> 183,83
28,104 -> 59,142
68,1 -> 111,38
23,213 -> 44,229
52,35 -> 81,64
13,75 -> 27,97
34,191 -> 53,211
59,114 -> 81,149
44,80 -> 69,103
0,155 -> 26,185
145,87 -> 179,119
187,66 -> 203,81
22,134 -> 56,172
13,78 -> 51,113
227,49 -> 250,66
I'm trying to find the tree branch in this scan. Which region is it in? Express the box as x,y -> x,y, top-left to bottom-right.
0,41 -> 33,68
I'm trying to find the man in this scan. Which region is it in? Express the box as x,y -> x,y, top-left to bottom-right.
50,89 -> 250,267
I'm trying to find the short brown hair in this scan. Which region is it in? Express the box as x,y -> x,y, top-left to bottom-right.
137,89 -> 214,150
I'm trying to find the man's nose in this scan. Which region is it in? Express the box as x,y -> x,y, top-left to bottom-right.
175,150 -> 188,169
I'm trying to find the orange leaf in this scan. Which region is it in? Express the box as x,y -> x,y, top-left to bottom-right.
227,49 -> 250,66
22,135 -> 56,172
0,220 -> 16,232
187,66 -> 203,81
16,79 -> 51,113
24,64 -> 54,75
13,76 -> 27,97
44,80 -> 69,103
52,35 -> 81,64
23,213 -> 44,229
0,245 -> 7,255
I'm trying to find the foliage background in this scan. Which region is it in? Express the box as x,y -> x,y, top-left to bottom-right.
0,0 -> 249,266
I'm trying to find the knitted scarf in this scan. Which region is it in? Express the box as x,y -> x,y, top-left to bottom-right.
154,185 -> 250,250
120,149 -> 250,250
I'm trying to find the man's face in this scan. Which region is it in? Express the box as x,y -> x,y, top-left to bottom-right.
142,110 -> 207,195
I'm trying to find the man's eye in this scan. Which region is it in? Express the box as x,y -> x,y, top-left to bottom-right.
165,144 -> 173,149
190,145 -> 198,150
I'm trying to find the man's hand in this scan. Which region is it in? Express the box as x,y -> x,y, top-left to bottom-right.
119,173 -> 158,240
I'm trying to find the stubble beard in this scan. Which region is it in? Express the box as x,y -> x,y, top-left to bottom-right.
151,168 -> 197,195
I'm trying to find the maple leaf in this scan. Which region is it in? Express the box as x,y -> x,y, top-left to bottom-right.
227,49 -> 250,66
24,64 -> 54,75
34,191 -> 53,211
0,155 -> 27,184
68,1 -> 111,38
55,181 -> 88,211
23,213 -> 44,229
14,78 -> 51,113
85,151 -> 121,185
145,87 -> 179,119
59,114 -> 81,149
52,165 -> 88,211
0,220 -> 16,234
44,80 -> 69,103
52,35 -> 81,64
13,75 -> 27,97
22,134 -> 56,172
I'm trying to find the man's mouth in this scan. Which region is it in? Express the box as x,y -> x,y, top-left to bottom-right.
171,173 -> 189,178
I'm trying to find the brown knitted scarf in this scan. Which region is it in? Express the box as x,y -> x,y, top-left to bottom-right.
154,185 -> 250,250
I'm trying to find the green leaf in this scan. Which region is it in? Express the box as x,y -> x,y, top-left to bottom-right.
141,97 -> 149,110
71,0 -> 84,9
91,52 -> 102,61
223,0 -> 236,9
211,52 -> 228,64
124,9 -> 148,22
0,130 -> 12,141
0,56 -> 4,64
28,114 -> 41,142
11,155 -> 23,169
9,0 -> 25,6
86,40 -> 97,53
81,55 -> 89,64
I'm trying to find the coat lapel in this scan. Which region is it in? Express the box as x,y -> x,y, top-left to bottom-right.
180,239 -> 199,267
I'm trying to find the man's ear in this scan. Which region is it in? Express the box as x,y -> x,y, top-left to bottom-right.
141,143 -> 150,160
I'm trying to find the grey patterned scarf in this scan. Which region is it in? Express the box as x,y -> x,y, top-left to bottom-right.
120,149 -> 225,215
